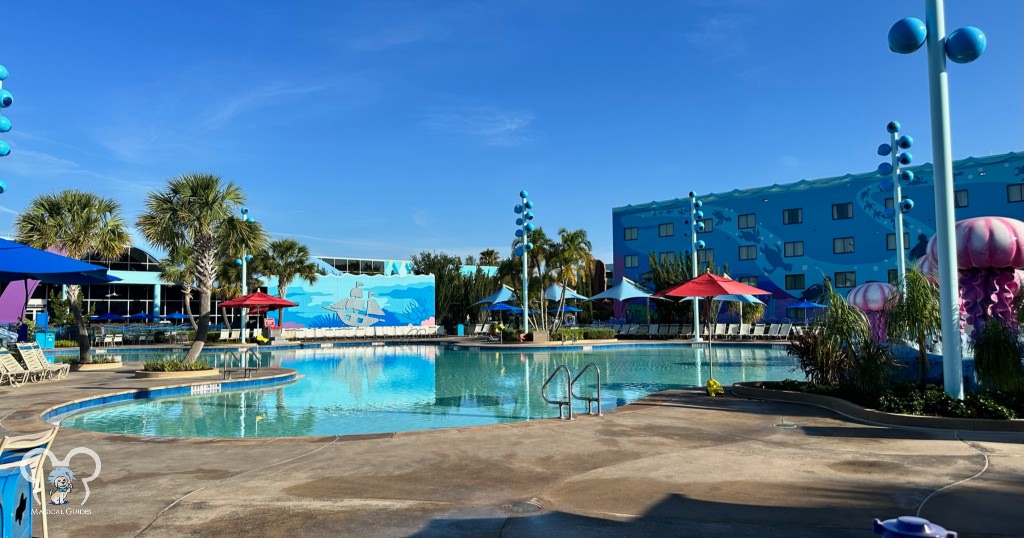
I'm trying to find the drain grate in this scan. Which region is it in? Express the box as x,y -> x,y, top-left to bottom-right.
774,417 -> 798,429
501,501 -> 542,514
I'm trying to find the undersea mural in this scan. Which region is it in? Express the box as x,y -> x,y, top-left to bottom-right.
267,273 -> 435,329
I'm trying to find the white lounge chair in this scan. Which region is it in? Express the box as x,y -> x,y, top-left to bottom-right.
16,343 -> 69,379
751,324 -> 766,338
765,324 -> 781,338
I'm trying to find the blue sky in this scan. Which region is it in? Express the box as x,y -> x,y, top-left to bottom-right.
1,1 -> 1020,263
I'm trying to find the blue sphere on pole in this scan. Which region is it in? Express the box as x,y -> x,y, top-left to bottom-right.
900,170 -> 914,182
0,179 -> 5,194
877,143 -> 892,156
901,199 -> 915,212
241,207 -> 249,214
0,140 -> 9,157
515,247 -> 524,256
514,205 -> 522,214
0,65 -> 7,80
688,191 -> 696,198
515,229 -> 524,237
525,222 -> 535,232
519,189 -> 529,199
526,242 -> 534,250
0,116 -> 9,133
945,26 -> 986,64
886,121 -> 900,134
898,152 -> 913,165
696,221 -> 705,231
878,163 -> 893,176
694,200 -> 702,209
888,18 -> 927,54
236,259 -> 243,266
0,90 -> 12,108
524,200 -> 534,209
525,211 -> 534,220
897,135 -> 913,149
516,218 -> 523,226
696,240 -> 705,250
694,211 -> 704,220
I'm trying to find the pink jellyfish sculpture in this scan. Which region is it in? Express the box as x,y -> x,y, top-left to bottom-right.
927,216 -> 1024,337
914,253 -> 938,282
847,282 -> 896,342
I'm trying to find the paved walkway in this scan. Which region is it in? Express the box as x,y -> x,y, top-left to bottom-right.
1,362 -> 1021,537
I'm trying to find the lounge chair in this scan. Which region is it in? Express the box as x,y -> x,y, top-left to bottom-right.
726,324 -> 740,339
0,348 -> 36,384
0,426 -> 60,538
678,324 -> 693,338
750,324 -> 766,338
646,324 -> 659,339
714,324 -> 727,338
765,324 -> 781,339
663,324 -> 678,339
15,343 -> 69,379
775,323 -> 793,340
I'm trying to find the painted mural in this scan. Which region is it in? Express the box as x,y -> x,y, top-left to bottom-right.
268,273 -> 435,329
612,152 -> 1024,322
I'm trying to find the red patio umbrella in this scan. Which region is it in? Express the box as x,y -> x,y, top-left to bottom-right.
654,272 -> 771,298
218,291 -> 298,310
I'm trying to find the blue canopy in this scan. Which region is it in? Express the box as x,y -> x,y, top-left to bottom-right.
471,285 -> 517,307
163,311 -> 189,320
549,305 -> 582,313
0,238 -> 121,285
588,277 -> 653,301
715,294 -> 765,305
790,300 -> 827,309
90,313 -> 126,322
128,312 -> 158,321
544,283 -> 589,302
482,303 -> 521,313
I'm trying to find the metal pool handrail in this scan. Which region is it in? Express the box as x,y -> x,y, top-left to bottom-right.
541,364 -> 572,420
571,363 -> 602,416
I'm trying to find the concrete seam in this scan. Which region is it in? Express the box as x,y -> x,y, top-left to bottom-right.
915,431 -> 990,517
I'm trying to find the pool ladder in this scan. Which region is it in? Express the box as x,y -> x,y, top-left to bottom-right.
540,363 -> 602,420
223,348 -> 262,379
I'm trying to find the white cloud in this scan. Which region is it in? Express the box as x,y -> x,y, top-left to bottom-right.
779,155 -> 800,167
421,106 -> 535,147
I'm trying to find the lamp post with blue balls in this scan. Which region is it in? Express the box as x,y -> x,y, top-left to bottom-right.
688,191 -> 707,342
876,122 -> 916,293
0,63 -> 13,196
888,3 -> 985,399
236,208 -> 255,343
514,190 -> 535,335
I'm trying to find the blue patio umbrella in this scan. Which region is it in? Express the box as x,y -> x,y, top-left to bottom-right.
549,305 -> 582,314
0,238 -> 121,285
128,312 -> 158,321
482,303 -> 521,312
90,313 -> 126,322
163,311 -> 189,320
789,300 -> 827,324
544,283 -> 589,302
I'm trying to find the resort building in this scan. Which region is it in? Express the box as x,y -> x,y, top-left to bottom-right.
611,151 -> 1024,322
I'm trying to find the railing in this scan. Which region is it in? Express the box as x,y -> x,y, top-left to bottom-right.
541,365 -> 573,420
571,363 -> 602,416
222,348 -> 262,379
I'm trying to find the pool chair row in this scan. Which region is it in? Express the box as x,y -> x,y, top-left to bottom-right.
0,343 -> 70,387
701,323 -> 794,340
612,324 -> 697,339
281,325 -> 447,341
611,322 -> 794,341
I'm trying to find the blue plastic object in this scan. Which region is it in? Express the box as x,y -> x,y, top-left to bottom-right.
0,90 -> 11,108
877,143 -> 892,156
456,324 -> 464,336
696,221 -> 705,231
888,18 -> 927,54
898,135 -> 913,149
514,247 -> 524,256
878,163 -> 893,176
945,26 -> 986,64
899,152 -> 913,165
886,121 -> 901,134
694,200 -> 702,209
0,465 -> 34,538
514,205 -> 522,214
515,218 -> 523,226
0,140 -> 9,157
901,198 -> 915,212
0,180 -> 5,194
873,515 -> 956,538
519,189 -> 528,198
0,65 -> 7,80
525,212 -> 534,220
696,240 -> 705,249
514,229 -> 524,238
688,191 -> 696,197
900,170 -> 914,182
525,222 -> 535,232
525,242 -> 534,250
0,116 -> 10,133
524,200 -> 534,209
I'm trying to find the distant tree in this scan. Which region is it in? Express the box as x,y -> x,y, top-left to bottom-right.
549,228 -> 594,328
411,251 -> 464,324
464,255 -> 477,266
257,239 -> 320,326
158,247 -> 198,330
16,190 -> 131,362
478,249 -> 500,266
886,269 -> 941,386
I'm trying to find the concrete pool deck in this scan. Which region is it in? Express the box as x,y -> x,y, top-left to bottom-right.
1,362 -> 1022,537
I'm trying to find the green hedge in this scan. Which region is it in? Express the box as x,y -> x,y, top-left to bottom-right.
551,328 -> 616,341
143,359 -> 212,372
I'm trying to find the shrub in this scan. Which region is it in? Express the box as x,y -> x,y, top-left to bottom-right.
500,327 -> 521,342
55,339 -> 78,348
851,340 -> 901,395
143,359 -> 212,372
583,328 -> 615,340
787,330 -> 852,386
551,328 -> 584,341
972,319 -> 1023,391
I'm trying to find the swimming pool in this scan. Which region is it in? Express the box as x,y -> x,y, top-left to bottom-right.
56,343 -> 799,438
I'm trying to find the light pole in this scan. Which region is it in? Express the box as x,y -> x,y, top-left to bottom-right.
0,62 -> 14,195
887,4 -> 985,398
688,191 -> 707,342
235,207 -> 254,343
514,190 -> 535,335
876,121 -> 916,293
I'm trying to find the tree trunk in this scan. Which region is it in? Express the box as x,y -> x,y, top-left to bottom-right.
66,285 -> 92,363
184,290 -> 197,330
917,328 -> 928,386
184,289 -> 210,362
277,285 -> 287,327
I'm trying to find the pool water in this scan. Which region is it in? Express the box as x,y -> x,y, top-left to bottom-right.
59,344 -> 799,438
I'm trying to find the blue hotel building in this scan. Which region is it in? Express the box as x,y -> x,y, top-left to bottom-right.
611,151 -> 1024,322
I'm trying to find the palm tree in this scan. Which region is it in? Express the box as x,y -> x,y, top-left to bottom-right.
137,173 -> 266,362
886,268 -> 941,386
15,190 -> 131,362
157,247 -> 198,330
256,239 -> 319,326
550,228 -> 594,328
478,249 -> 500,266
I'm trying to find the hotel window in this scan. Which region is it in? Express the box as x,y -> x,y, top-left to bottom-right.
697,249 -> 714,267
888,269 -> 899,286
624,227 -> 638,241
737,213 -> 756,229
833,237 -> 855,254
886,232 -> 911,250
834,271 -> 857,288
699,218 -> 714,233
782,208 -> 802,225
832,202 -> 854,220
738,245 -> 757,260
785,274 -> 805,290
784,241 -> 804,257
954,189 -> 968,208
624,255 -> 638,268
658,223 -> 674,237
659,252 -> 674,264
1009,184 -> 1024,203
739,276 -> 758,286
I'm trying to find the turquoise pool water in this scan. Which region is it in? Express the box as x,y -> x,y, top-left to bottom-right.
58,344 -> 799,438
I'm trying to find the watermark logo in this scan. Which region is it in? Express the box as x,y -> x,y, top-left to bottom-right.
20,447 -> 101,505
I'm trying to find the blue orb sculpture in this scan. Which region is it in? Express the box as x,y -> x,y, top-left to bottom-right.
524,200 -> 534,209
879,179 -> 893,191
0,140 -> 9,156
516,218 -> 523,226
525,222 -> 535,232
901,199 -> 915,212
0,179 -> 5,194
696,221 -> 705,232
888,18 -> 927,54
688,191 -> 696,198
877,143 -> 892,156
945,26 -> 986,64
246,216 -> 254,222
514,204 -> 522,214
696,240 -> 706,250
525,211 -> 534,220
898,152 -> 913,165
897,135 -> 913,149
886,121 -> 901,134
515,229 -> 524,238
526,242 -> 534,250
235,259 -> 243,266
241,207 -> 249,214
0,90 -> 12,108
694,200 -> 702,209
900,170 -> 914,182
0,65 -> 7,80
883,208 -> 895,219
878,163 -> 893,176
694,211 -> 704,220
515,247 -> 524,256
519,189 -> 529,198
0,116 -> 9,133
